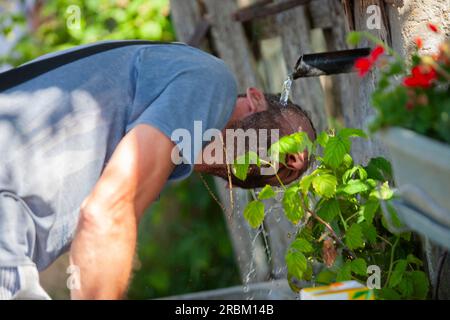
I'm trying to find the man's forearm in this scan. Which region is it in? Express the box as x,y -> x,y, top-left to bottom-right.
68,124 -> 176,299
70,201 -> 137,299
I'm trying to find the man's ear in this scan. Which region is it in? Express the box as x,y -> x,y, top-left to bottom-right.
285,151 -> 308,171
246,87 -> 267,112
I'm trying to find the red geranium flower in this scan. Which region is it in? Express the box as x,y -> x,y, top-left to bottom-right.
415,37 -> 423,49
403,66 -> 437,88
355,57 -> 372,77
427,23 -> 439,33
370,45 -> 385,61
354,45 -> 385,77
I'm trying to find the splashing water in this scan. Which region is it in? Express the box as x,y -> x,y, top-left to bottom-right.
280,74 -> 293,106
242,229 -> 260,297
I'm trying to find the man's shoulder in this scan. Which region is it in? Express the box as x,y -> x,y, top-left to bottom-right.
136,43 -> 237,92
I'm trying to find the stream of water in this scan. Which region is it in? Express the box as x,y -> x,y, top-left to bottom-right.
280,73 -> 293,106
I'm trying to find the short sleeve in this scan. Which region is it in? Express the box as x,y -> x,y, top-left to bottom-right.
126,45 -> 237,181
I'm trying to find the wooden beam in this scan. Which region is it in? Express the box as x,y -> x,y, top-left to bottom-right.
233,0 -> 311,22
187,19 -> 211,48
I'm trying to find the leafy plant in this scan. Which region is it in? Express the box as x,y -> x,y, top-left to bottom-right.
347,25 -> 450,144
233,129 -> 429,299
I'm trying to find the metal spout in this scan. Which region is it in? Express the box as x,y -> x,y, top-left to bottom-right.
293,48 -> 371,79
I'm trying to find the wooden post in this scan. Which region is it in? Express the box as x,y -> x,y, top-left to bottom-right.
203,0 -> 263,89
170,0 -> 203,45
344,0 -> 391,165
203,0 -> 270,284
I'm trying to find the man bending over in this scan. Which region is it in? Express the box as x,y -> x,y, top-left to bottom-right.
0,41 -> 315,299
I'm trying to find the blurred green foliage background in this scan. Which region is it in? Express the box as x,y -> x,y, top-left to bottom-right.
1,0 -> 175,65
0,0 -> 240,299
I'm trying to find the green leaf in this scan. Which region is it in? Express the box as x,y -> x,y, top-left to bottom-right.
269,132 -> 312,163
389,259 -> 408,288
338,128 -> 367,139
365,157 -> 392,181
336,261 -> 352,282
386,61 -> 404,76
243,200 -> 265,228
398,276 -> 414,297
285,250 -> 307,280
343,166 -> 368,183
362,200 -> 380,224
323,129 -> 365,169
258,185 -> 276,200
400,232 -> 411,241
298,225 -> 314,242
370,182 -> 394,200
316,269 -> 336,284
410,271 -> 429,299
232,163 -> 249,181
303,261 -> 313,281
361,222 -> 377,244
323,136 -> 349,168
282,185 -> 304,224
342,154 -> 353,168
406,254 -> 423,267
345,224 -> 365,250
317,198 -> 340,222
232,151 -> 260,181
341,180 -> 370,195
312,174 -> 337,198
347,31 -> 362,45
299,174 -> 315,194
290,238 -> 314,253
378,287 -> 401,300
366,178 -> 377,188
351,258 -> 367,276
316,131 -> 329,147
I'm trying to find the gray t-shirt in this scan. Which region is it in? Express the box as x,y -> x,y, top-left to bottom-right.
0,41 -> 237,270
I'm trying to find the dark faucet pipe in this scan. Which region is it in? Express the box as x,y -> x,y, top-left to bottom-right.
292,48 -> 371,79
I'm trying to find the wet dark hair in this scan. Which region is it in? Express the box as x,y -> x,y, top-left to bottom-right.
219,93 -> 316,189
262,93 -> 317,140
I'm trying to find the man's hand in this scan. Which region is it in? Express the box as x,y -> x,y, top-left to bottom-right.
69,124 -> 175,299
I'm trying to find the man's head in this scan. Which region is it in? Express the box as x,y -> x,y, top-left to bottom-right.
195,87 -> 316,189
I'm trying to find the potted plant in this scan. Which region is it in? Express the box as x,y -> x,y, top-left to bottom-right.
349,25 -> 450,249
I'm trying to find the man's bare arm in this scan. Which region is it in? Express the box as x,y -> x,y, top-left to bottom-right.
69,124 -> 175,299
